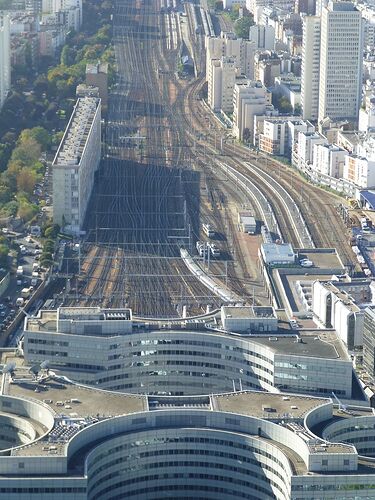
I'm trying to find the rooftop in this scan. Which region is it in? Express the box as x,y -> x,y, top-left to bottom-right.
86,62 -> 108,75
53,97 -> 100,168
252,331 -> 350,360
222,305 -> 276,319
213,391 -> 328,420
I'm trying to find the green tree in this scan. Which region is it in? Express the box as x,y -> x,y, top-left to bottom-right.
0,244 -> 9,267
12,138 -> 41,165
234,16 -> 254,39
20,127 -> 51,150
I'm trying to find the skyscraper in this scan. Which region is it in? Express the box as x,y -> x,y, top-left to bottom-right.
301,15 -> 321,120
318,1 -> 363,123
0,14 -> 10,110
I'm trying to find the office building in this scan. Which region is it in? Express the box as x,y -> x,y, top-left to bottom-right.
363,306 -> 375,380
0,14 -> 11,110
318,2 -> 363,123
52,97 -> 101,235
23,306 -> 353,398
0,343 -> 375,499
301,15 -> 321,121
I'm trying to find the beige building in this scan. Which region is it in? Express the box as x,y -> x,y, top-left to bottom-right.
232,79 -> 271,142
208,56 -> 237,113
86,61 -> 108,112
52,97 -> 101,235
206,32 -> 256,81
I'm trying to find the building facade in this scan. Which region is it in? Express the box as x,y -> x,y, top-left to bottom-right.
301,15 -> 321,121
0,14 -> 11,110
52,97 -> 101,235
363,306 -> 375,380
23,306 -> 353,398
318,1 -> 363,123
208,57 -> 237,113
232,79 -> 271,141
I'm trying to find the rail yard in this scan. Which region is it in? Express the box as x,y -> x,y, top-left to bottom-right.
58,0 -> 357,318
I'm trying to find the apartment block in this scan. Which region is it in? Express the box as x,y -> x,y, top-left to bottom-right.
206,32 -> 255,81
52,97 -> 101,235
312,143 -> 347,178
208,57 -> 237,113
232,79 -> 271,142
249,24 -> 275,50
312,279 -> 375,349
293,131 -> 328,171
258,118 -> 313,157
0,14 -> 11,110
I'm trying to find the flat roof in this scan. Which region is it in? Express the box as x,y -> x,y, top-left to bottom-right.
213,391 -> 328,420
53,97 -> 100,168
222,306 -> 275,319
252,331 -> 350,360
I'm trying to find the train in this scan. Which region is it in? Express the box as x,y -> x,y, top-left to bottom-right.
202,223 -> 215,238
199,7 -> 214,37
196,241 -> 221,258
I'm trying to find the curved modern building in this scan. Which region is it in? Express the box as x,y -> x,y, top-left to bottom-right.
23,307 -> 353,399
0,370 -> 374,500
9,306 -> 371,498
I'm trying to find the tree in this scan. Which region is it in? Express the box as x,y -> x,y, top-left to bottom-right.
16,168 -> 37,195
242,128 -> 251,143
0,244 -> 9,267
44,224 -> 60,239
12,138 -> 41,165
20,127 -> 51,150
234,16 -> 254,39
0,185 -> 13,204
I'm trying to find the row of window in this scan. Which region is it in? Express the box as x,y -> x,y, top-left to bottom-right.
292,483 -> 375,491
104,483 -> 272,500
89,435 -> 290,476
0,488 -> 86,494
91,472 -> 277,500
89,458 -> 288,497
328,424 -> 375,439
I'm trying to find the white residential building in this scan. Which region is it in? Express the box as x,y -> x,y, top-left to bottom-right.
249,24 -> 275,50
318,1 -> 363,123
312,279 -> 375,349
0,14 -> 11,110
301,15 -> 321,121
359,106 -> 375,133
206,33 -> 256,81
293,131 -> 328,171
52,0 -> 82,26
312,143 -> 347,178
53,97 -> 101,235
258,118 -> 313,157
208,57 -> 237,113
343,155 -> 375,189
232,79 -> 271,142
